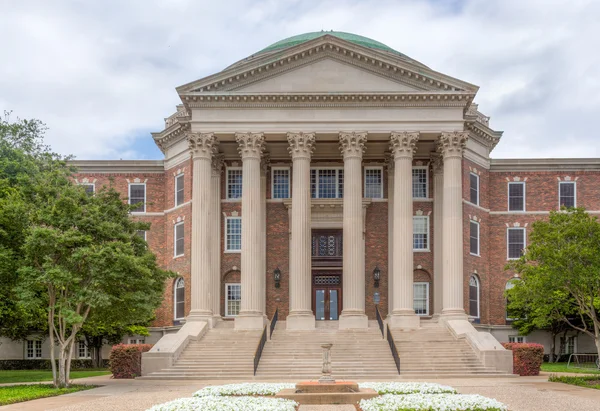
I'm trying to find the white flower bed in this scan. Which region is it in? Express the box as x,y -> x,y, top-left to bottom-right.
146,395 -> 298,411
360,382 -> 457,395
360,393 -> 508,411
194,383 -> 295,397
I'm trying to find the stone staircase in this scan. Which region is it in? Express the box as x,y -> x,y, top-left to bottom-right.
255,320 -> 400,380
391,320 -> 510,377
141,320 -> 263,380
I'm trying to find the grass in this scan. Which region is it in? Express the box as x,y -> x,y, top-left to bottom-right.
549,375 -> 600,390
541,362 -> 600,374
0,369 -> 110,384
0,384 -> 95,406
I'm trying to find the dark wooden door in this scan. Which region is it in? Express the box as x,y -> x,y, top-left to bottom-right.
312,272 -> 342,321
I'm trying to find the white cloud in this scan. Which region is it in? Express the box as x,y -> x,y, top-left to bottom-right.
1,0 -> 598,159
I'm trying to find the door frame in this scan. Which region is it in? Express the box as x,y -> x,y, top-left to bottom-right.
311,271 -> 343,320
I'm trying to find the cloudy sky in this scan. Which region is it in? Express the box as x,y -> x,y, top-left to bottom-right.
1,0 -> 598,160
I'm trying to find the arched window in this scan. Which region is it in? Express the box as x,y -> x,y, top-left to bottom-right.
174,278 -> 185,320
469,275 -> 480,318
505,279 -> 519,320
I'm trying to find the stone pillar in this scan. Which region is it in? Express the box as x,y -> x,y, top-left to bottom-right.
389,131 -> 420,329
210,152 -> 224,322
431,153 -> 444,317
187,133 -> 218,324
235,132 -> 267,330
385,153 -> 394,318
339,131 -> 369,329
439,131 -> 468,319
260,154 -> 270,315
287,132 -> 316,330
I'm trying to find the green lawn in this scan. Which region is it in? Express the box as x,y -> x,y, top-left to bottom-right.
0,384 -> 95,406
541,362 -> 600,374
549,375 -> 600,390
0,369 -> 110,384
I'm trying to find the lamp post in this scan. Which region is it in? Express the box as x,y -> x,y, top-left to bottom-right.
373,265 -> 381,288
274,267 -> 282,288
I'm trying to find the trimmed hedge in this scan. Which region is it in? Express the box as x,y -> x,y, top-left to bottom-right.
109,344 -> 152,379
502,342 -> 544,376
0,359 -> 109,371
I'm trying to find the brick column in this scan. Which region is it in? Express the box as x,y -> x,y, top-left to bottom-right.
339,131 -> 369,329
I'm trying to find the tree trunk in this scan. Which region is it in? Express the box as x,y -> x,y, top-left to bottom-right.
57,346 -> 68,388
550,332 -> 557,363
49,329 -> 57,387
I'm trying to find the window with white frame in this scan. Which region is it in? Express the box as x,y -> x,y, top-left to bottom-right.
364,167 -> 383,199
174,277 -> 185,320
507,228 -> 525,260
508,182 -> 525,211
559,181 -> 576,208
469,275 -> 480,318
505,279 -> 519,320
136,230 -> 146,241
413,282 -> 429,315
469,173 -> 479,205
78,341 -> 90,358
272,168 -> 290,199
81,184 -> 95,196
174,222 -> 184,257
413,216 -> 429,251
129,183 -> 146,212
311,168 -> 344,198
175,174 -> 184,206
225,217 -> 242,252
560,336 -> 577,354
26,340 -> 42,359
470,221 -> 480,256
509,336 -> 526,343
412,167 -> 428,199
225,283 -> 241,317
128,338 -> 145,344
227,168 -> 243,199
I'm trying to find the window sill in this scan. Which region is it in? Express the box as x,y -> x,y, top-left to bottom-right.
507,209 -> 526,213
224,250 -> 241,254
173,254 -> 185,259
413,249 -> 431,253
470,253 -> 481,258
222,198 -> 242,203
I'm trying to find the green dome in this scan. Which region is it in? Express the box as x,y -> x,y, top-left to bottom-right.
258,31 -> 404,56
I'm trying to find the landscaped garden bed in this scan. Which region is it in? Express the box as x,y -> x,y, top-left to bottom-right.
0,384 -> 95,406
549,375 -> 600,390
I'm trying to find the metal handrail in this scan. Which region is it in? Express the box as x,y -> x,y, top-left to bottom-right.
375,306 -> 384,337
270,308 -> 278,338
253,325 -> 267,376
386,324 -> 401,374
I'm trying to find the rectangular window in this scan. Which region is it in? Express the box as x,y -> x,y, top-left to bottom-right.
174,222 -> 184,257
78,341 -> 90,358
413,282 -> 429,315
128,338 -> 145,344
272,168 -> 290,199
559,182 -> 576,208
225,217 -> 242,252
175,174 -> 184,206
227,168 -> 243,199
364,167 -> 383,199
508,182 -> 525,211
470,173 -> 479,205
310,168 -> 344,199
412,167 -> 428,199
560,336 -> 577,354
136,230 -> 146,241
413,216 -> 429,251
26,340 -> 42,359
225,284 -> 241,317
81,184 -> 95,196
470,221 -> 480,256
129,183 -> 146,212
507,228 -> 526,260
508,336 -> 526,343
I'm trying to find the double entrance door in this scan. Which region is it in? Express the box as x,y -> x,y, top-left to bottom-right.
312,272 -> 342,321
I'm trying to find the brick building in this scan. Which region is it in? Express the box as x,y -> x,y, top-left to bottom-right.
3,32 -> 597,375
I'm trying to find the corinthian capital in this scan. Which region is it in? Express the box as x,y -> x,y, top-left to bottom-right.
389,131 -> 419,159
211,152 -> 225,176
430,152 -> 443,175
384,152 -> 394,173
287,132 -> 316,160
438,131 -> 468,159
261,152 -> 271,175
339,132 -> 367,159
188,132 -> 218,160
236,132 -> 265,159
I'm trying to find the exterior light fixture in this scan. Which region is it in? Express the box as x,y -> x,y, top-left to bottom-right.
373,265 -> 381,288
274,267 -> 282,288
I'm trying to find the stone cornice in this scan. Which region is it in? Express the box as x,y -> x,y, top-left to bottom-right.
490,158 -> 600,172
152,121 -> 190,154
465,120 -> 502,150
69,160 -> 164,174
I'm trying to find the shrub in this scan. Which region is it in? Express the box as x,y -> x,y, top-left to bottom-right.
0,359 -> 109,371
502,342 -> 544,376
108,344 -> 152,379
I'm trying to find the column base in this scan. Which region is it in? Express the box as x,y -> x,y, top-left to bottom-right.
186,310 -> 215,328
286,312 -> 315,330
338,312 -> 368,329
234,312 -> 267,330
440,308 -> 468,322
388,312 -> 420,330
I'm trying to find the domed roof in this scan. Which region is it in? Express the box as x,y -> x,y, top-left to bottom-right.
258,31 -> 405,56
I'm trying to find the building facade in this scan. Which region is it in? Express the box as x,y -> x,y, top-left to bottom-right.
3,32 -> 599,363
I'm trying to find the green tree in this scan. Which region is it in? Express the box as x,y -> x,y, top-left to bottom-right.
507,208 -> 600,358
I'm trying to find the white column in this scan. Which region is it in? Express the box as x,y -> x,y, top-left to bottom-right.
339,131 -> 369,329
431,153 -> 444,317
287,132 -> 316,330
187,133 -> 218,324
235,132 -> 267,330
439,131 -> 468,319
389,131 -> 421,329
210,153 -> 224,322
385,153 -> 394,318
260,154 -> 269,315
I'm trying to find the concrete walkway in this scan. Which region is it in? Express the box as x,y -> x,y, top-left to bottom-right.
2,374 -> 600,411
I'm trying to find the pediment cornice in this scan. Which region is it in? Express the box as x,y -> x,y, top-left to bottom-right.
152,119 -> 190,154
